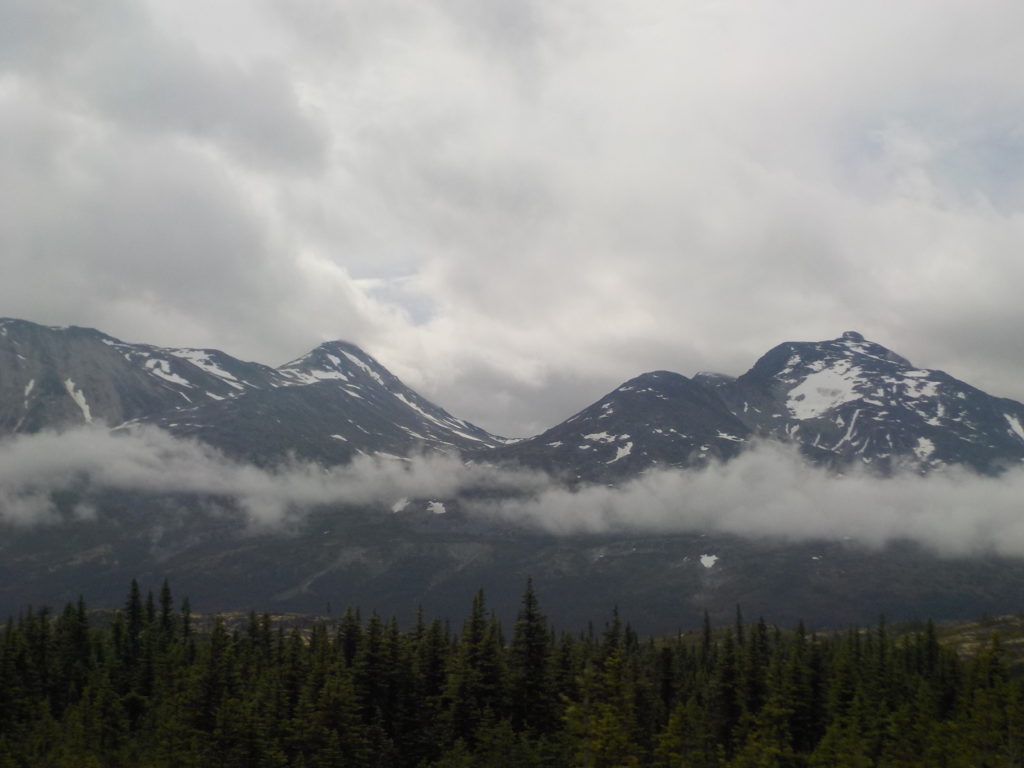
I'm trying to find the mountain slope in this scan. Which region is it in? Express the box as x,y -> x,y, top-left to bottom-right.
0,318 -> 282,433
480,370 -> 751,482
0,319 -> 504,464
159,341 -> 505,465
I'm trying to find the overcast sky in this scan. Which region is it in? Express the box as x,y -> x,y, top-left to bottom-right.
2,0 -> 1023,437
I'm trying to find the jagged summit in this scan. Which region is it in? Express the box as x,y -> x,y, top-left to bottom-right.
278,340 -> 397,388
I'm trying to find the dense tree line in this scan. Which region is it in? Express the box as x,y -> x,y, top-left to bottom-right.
0,580 -> 1022,767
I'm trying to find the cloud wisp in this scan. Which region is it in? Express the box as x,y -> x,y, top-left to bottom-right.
2,427 -> 1024,559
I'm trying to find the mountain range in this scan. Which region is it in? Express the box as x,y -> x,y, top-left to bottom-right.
3,318 -> 1023,478
3,316 -> 1024,631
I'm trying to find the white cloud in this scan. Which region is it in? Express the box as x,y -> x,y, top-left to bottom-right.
0,426 -> 548,529
4,428 -> 1024,560
479,441 -> 1024,558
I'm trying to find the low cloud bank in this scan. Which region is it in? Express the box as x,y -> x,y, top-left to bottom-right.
480,442 -> 1024,557
0,426 -> 546,528
2,427 -> 1024,557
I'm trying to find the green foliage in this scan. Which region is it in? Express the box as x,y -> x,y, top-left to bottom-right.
0,580 -> 1021,767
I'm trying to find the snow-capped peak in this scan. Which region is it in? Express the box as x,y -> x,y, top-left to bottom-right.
713,332 -> 1024,474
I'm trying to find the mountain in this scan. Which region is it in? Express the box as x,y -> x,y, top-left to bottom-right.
5,319 -> 1024,631
476,330 -> 1024,481
0,318 -> 282,434
5,318 -> 1023,476
481,370 -> 751,482
157,340 -> 504,465
0,318 -> 504,464
693,330 -> 1024,474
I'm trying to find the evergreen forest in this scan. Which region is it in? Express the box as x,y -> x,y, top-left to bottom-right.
0,580 -> 1022,767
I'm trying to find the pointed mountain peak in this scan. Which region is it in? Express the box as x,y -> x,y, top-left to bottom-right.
311,339 -> 366,356
277,339 -> 396,389
487,367 -> 751,482
614,370 -> 691,391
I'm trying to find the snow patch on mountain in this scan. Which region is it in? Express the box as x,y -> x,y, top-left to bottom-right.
63,379 -> 92,424
833,409 -> 861,450
1006,414 -> 1024,442
607,442 -> 633,463
786,361 -> 863,418
914,437 -> 936,461
341,351 -> 385,386
280,366 -> 348,385
169,349 -> 247,389
145,358 -> 192,387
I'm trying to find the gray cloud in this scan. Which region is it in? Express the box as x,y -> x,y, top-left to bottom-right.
3,428 -> 1024,559
0,0 -> 325,171
2,1 -> 1023,435
479,442 -> 1024,558
0,426 -> 548,529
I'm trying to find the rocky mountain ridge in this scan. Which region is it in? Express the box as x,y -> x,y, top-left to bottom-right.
3,318 -> 1023,477
487,330 -> 1024,478
0,318 -> 504,464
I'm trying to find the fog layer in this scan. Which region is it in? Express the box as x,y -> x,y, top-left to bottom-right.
482,442 -> 1024,557
0,426 -> 546,528
2,428 -> 1023,557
